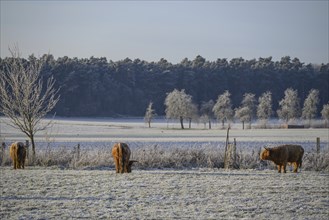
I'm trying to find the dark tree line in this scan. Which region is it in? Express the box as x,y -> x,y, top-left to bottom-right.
0,55 -> 328,117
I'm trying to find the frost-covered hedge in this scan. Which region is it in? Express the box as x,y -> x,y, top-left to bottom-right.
1,143 -> 328,172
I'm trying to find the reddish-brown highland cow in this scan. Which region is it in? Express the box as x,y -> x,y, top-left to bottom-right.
112,143 -> 137,173
9,142 -> 27,169
260,144 -> 304,173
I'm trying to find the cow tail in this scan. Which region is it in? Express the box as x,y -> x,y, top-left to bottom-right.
118,143 -> 124,173
17,144 -> 21,168
15,145 -> 18,169
299,147 -> 304,168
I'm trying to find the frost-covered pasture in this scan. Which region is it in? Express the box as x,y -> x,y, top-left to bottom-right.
1,117 -> 328,170
1,117 -> 328,144
1,117 -> 329,218
1,168 -> 328,219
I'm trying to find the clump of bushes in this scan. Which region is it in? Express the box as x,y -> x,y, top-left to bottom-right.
1,143 -> 328,172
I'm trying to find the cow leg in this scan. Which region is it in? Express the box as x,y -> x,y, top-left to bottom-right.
122,155 -> 126,173
115,159 -> 119,173
277,165 -> 281,173
283,164 -> 287,173
124,164 -> 128,173
293,162 -> 298,173
298,159 -> 302,171
119,160 -> 123,173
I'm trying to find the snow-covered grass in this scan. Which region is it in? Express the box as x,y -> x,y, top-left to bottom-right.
1,117 -> 328,219
1,168 -> 328,219
1,117 -> 328,143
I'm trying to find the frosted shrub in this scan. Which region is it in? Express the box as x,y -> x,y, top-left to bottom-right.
133,144 -> 224,169
33,146 -> 74,167
303,151 -> 329,172
236,149 -> 262,169
2,143 -> 328,171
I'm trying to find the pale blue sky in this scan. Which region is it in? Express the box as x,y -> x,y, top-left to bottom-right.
1,1 -> 328,64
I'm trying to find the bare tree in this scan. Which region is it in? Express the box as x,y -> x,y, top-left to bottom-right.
277,88 -> 300,123
187,102 -> 198,129
235,93 -> 256,129
0,46 -> 60,158
164,89 -> 194,129
257,91 -> 273,128
200,100 -> 214,129
302,89 -> 319,125
321,102 -> 329,128
212,90 -> 233,128
144,101 -> 156,128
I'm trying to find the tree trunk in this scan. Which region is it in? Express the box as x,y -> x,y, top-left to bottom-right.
180,116 -> 184,129
222,120 -> 225,128
208,120 -> 211,129
148,120 -> 151,128
242,121 -> 245,130
30,134 -> 36,162
189,118 -> 192,129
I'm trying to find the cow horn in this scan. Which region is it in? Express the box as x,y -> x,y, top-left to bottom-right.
264,146 -> 270,151
129,160 -> 138,163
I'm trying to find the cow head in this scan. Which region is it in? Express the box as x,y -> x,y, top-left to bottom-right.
127,160 -> 138,173
260,147 -> 271,160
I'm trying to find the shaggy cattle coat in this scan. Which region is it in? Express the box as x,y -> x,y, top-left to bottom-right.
260,144 -> 304,173
9,142 -> 27,169
112,143 -> 136,173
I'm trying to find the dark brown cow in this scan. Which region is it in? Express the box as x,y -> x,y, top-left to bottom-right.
9,142 -> 27,169
260,144 -> 304,173
112,143 -> 137,173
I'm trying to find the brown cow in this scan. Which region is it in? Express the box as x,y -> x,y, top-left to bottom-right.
112,143 -> 137,173
9,142 -> 27,169
260,144 -> 304,173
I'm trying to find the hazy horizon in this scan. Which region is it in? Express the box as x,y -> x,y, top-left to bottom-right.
1,1 -> 328,64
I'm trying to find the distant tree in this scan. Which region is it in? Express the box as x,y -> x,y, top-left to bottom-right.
200,100 -> 214,129
192,55 -> 206,68
144,101 -> 157,128
321,102 -> 329,128
164,89 -> 194,129
235,107 -> 250,130
212,91 -> 233,128
0,46 -> 60,158
302,89 -> 319,125
277,88 -> 300,123
187,102 -> 198,129
257,91 -> 273,128
199,114 -> 209,129
235,93 -> 256,129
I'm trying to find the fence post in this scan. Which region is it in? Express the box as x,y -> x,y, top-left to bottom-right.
77,143 -> 80,161
233,138 -> 237,167
316,137 -> 320,154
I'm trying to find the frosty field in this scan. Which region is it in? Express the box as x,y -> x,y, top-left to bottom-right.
1,117 -> 329,219
1,168 -> 328,219
1,117 -> 329,146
